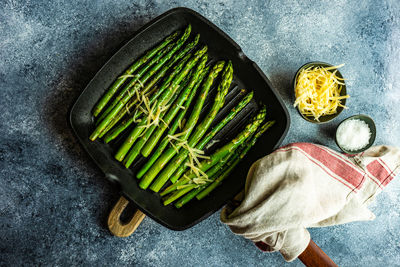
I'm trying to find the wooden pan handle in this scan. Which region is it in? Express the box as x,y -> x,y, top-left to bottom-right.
107,196 -> 146,237
298,239 -> 337,267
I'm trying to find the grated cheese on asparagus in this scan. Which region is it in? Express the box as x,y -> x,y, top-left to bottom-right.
167,131 -> 187,141
134,86 -> 141,101
166,131 -> 210,181
118,74 -> 137,79
167,131 -> 187,153
205,139 -> 220,150
136,79 -> 144,89
178,118 -> 186,130
125,104 -> 131,114
192,177 -> 212,185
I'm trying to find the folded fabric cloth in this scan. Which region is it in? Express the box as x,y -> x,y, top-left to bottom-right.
221,143 -> 400,262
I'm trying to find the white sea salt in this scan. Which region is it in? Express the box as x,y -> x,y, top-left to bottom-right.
336,119 -> 371,151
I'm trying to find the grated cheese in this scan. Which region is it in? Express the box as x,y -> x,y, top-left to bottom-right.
118,74 -> 137,79
178,118 -> 186,130
167,132 -> 186,153
205,139 -> 220,150
166,131 -> 210,181
125,104 -> 131,114
294,64 -> 349,121
185,161 -> 208,180
134,86 -> 141,101
136,79 -> 144,88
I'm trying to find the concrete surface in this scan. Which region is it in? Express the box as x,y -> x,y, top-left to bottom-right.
1,0 -> 399,266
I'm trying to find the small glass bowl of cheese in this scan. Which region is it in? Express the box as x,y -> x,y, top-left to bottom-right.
293,62 -> 349,123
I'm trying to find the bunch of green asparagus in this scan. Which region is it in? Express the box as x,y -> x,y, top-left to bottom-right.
89,25 -> 275,207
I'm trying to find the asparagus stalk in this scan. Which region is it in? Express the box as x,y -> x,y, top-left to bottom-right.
149,61 -> 233,192
196,120 -> 275,200
179,106 -> 266,177
96,42 -> 174,123
138,61 -> 225,189
102,33 -> 200,143
160,106 -> 267,195
89,28 -> 193,141
122,73 -> 192,168
98,32 -> 198,127
92,30 -> 179,117
135,66 -> 210,179
163,184 -> 197,206
99,26 -> 191,119
169,90 -> 252,183
173,153 -> 234,208
161,152 -> 235,198
98,85 -> 159,138
196,156 -> 240,201
103,51 -> 193,143
102,34 -> 200,141
171,120 -> 275,206
114,47 -> 208,161
173,186 -> 205,208
140,62 -> 208,158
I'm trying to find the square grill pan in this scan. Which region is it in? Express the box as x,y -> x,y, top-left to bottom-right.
70,7 -> 290,230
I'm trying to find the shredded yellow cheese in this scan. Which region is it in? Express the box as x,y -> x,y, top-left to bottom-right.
125,104 -> 131,114
132,109 -> 139,122
118,74 -> 137,79
134,86 -> 141,101
136,79 -> 144,89
205,139 -> 220,150
166,131 -> 210,181
178,118 -> 186,130
185,161 -> 208,179
294,64 -> 349,121
167,131 -> 187,153
167,131 -> 187,141
192,177 -> 212,185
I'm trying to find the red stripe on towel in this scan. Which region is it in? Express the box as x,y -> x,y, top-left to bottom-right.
366,160 -> 394,187
276,146 -> 357,190
277,143 -> 365,189
295,143 -> 365,189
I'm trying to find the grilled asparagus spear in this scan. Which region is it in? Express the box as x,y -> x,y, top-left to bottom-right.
150,61 -> 233,192
114,46 -> 208,161
138,60 -> 225,189
92,30 -> 180,117
135,66 -> 210,179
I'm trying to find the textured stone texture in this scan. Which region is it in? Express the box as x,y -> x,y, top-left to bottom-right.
1,0 -> 399,266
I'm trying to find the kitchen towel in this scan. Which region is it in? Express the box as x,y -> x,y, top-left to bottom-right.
220,143 -> 400,261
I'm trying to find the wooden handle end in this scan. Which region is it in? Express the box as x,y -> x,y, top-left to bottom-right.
107,196 -> 146,237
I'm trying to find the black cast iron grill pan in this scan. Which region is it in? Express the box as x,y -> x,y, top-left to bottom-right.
70,7 -> 290,231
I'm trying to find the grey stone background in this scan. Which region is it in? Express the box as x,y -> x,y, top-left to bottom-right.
1,0 -> 399,266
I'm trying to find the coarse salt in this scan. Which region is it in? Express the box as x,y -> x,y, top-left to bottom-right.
336,119 -> 371,151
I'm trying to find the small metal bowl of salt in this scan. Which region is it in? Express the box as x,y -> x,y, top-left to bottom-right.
335,115 -> 376,154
